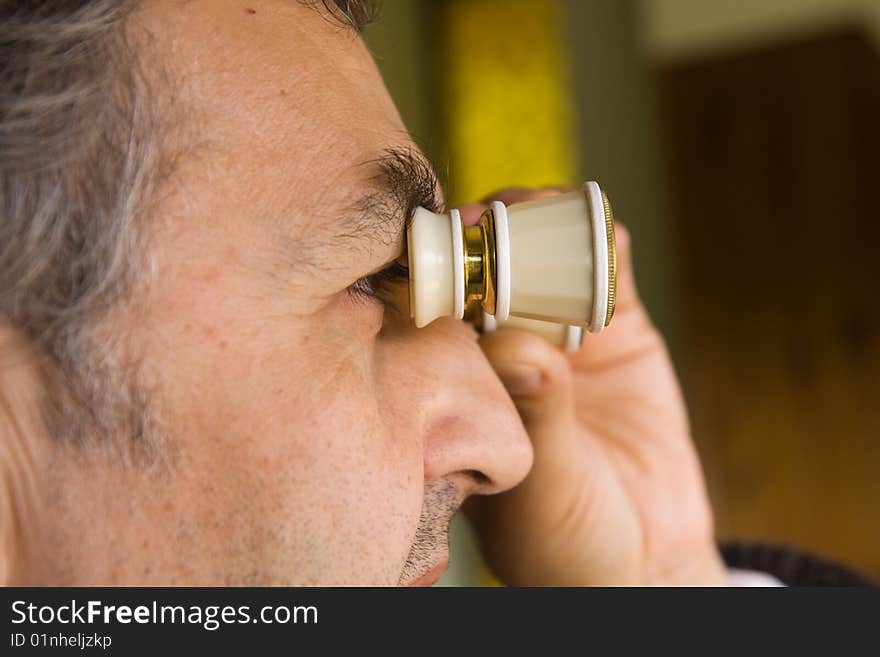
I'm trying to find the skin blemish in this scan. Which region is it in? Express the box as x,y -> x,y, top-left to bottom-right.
280,89 -> 287,96
246,8 -> 256,15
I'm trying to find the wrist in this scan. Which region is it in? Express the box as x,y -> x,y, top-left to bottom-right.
650,547 -> 728,586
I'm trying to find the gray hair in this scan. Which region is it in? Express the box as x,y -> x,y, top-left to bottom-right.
1,1 -> 166,457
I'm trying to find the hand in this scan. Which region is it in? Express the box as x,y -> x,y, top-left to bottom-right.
460,187 -> 726,586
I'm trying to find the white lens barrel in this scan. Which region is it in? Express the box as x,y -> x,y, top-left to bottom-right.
406,181 -> 614,333
482,311 -> 585,353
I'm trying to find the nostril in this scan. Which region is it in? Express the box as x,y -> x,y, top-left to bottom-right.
461,469 -> 491,490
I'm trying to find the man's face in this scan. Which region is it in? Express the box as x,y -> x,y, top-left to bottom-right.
42,0 -> 532,585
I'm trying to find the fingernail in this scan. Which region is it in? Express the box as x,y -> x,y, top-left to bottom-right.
493,363 -> 542,396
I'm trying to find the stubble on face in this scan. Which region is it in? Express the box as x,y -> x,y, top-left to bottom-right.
398,478 -> 460,585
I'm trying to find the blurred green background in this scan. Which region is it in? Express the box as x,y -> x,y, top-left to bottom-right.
365,0 -> 880,585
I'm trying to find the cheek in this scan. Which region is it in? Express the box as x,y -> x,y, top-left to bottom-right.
142,295 -> 425,584
250,331 -> 425,583
284,303 -> 425,581
273,384 -> 424,583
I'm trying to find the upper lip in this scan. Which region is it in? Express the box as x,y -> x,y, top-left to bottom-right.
406,557 -> 449,587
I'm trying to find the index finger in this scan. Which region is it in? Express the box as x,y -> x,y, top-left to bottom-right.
456,202 -> 489,227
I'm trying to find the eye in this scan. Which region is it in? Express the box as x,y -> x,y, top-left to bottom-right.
348,260 -> 410,306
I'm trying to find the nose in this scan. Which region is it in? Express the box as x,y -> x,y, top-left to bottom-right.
378,316 -> 534,496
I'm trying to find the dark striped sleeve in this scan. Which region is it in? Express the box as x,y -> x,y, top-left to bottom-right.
720,541 -> 876,587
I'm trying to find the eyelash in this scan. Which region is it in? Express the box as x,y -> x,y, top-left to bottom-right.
348,261 -> 410,306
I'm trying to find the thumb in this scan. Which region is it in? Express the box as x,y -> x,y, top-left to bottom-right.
468,327 -> 597,585
477,328 -> 578,454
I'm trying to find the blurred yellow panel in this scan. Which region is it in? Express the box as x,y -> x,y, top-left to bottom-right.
437,0 -> 578,204
436,0 -> 578,586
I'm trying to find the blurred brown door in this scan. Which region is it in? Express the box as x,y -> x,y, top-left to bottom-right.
660,28 -> 880,578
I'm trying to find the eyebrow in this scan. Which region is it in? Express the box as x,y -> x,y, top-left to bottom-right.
305,0 -> 381,33
331,147 -> 443,257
